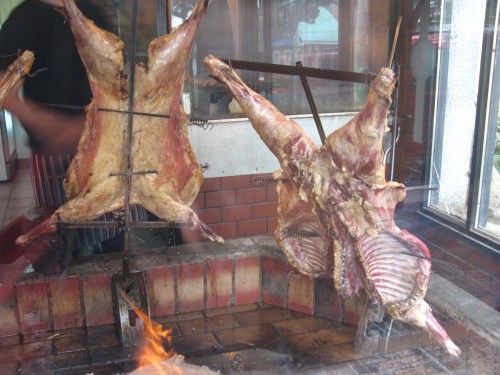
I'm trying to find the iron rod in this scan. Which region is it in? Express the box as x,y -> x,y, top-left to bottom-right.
109,170 -> 157,177
296,61 -> 326,145
222,58 -> 373,84
38,103 -> 209,125
389,65 -> 400,181
388,17 -> 403,69
122,0 -> 139,279
60,221 -> 191,229
98,107 -> 171,118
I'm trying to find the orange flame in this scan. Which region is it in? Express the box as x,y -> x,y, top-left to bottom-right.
122,294 -> 184,374
134,307 -> 177,374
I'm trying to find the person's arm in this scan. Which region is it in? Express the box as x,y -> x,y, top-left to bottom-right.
1,72 -> 84,156
0,2 -> 85,156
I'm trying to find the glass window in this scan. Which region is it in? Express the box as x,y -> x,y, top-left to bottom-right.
428,0 -> 487,222
115,0 -> 162,67
423,0 -> 500,247
472,2 -> 500,240
170,0 -> 393,119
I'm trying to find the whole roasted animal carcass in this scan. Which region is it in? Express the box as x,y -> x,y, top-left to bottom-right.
0,50 -> 34,106
203,54 -> 461,357
16,0 -> 223,246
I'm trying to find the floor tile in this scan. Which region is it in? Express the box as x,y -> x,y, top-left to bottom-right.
0,185 -> 12,196
234,307 -> 296,326
280,332 -> 320,354
171,332 -> 219,356
203,303 -> 261,317
308,342 -> 367,365
0,362 -> 17,375
176,314 -> 241,336
156,311 -> 205,324
0,198 -> 8,209
215,323 -> 280,349
0,335 -> 19,347
9,187 -> 34,199
54,335 -> 88,354
6,197 -> 34,208
272,316 -> 336,336
310,326 -> 358,346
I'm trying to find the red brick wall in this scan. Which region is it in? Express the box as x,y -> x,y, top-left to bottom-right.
180,174 -> 279,243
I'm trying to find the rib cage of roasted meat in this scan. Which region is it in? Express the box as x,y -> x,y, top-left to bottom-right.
16,0 -> 223,246
203,54 -> 461,357
0,50 -> 34,106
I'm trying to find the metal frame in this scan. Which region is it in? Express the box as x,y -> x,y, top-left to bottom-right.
423,0 -> 500,253
222,58 -> 400,179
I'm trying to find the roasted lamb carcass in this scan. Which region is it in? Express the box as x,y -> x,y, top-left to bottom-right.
203,54 -> 461,357
16,0 -> 223,246
0,50 -> 34,106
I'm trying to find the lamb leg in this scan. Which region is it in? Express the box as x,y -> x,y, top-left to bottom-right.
0,50 -> 35,106
403,299 -> 462,357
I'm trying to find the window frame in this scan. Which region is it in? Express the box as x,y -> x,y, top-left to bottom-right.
422,0 -> 500,253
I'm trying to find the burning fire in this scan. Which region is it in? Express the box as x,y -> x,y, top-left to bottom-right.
133,307 -> 178,373
122,290 -> 184,375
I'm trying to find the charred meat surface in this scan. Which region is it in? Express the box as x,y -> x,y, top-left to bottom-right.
0,50 -> 34,106
203,54 -> 460,357
16,0 -> 223,246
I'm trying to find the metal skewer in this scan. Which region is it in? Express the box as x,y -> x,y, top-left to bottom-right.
388,16 -> 402,69
38,103 -> 211,126
122,0 -> 139,279
388,17 -> 402,181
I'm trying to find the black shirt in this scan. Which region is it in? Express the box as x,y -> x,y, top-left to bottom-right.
0,0 -> 107,149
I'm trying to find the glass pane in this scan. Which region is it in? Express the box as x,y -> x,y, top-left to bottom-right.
171,0 -> 391,119
428,0 -> 488,222
475,14 -> 500,240
116,0 -> 160,67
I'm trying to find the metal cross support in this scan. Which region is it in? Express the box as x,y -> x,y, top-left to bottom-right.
221,58 -> 374,147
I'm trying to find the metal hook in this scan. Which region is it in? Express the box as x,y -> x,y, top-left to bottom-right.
201,163 -> 210,172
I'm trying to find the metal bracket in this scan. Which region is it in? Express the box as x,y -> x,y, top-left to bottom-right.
355,301 -> 389,355
112,271 -> 150,347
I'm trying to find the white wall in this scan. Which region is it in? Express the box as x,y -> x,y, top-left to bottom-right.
189,113 -> 355,178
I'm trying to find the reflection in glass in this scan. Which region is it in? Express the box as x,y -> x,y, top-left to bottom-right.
429,0 -> 488,222
115,0 -> 160,68
475,26 -> 500,239
171,0 -> 380,118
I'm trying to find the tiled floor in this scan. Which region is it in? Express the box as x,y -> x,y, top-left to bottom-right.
0,303 -> 497,375
0,160 -> 34,230
394,208 -> 500,311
